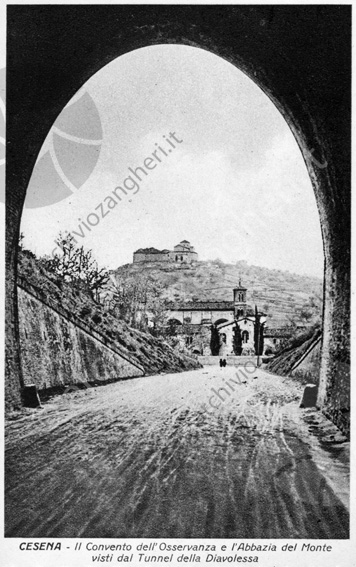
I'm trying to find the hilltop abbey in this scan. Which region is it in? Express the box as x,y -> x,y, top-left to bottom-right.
133,240 -> 198,264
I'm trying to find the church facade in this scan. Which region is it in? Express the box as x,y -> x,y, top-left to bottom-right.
166,282 -> 268,356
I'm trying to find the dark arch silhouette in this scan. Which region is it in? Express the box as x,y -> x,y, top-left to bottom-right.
168,318 -> 182,326
215,318 -> 229,327
6,6 -> 350,433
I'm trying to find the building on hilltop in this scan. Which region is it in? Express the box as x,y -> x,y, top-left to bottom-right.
133,240 -> 198,264
133,247 -> 172,263
172,240 -> 198,263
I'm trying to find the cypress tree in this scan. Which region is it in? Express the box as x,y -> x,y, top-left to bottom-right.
233,324 -> 242,355
259,322 -> 265,356
254,306 -> 265,356
210,324 -> 220,355
254,305 -> 260,355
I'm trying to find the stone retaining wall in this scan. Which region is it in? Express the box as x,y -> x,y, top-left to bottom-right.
18,286 -> 144,392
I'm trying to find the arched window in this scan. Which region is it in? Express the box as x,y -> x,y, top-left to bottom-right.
220,333 -> 227,344
242,330 -> 249,343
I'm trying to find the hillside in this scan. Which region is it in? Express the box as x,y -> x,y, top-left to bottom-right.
17,250 -> 201,377
265,325 -> 322,380
111,259 -> 323,328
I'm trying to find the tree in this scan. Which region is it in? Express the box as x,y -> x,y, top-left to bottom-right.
109,271 -> 168,331
254,305 -> 264,356
288,293 -> 322,328
210,324 -> 220,355
108,271 -> 144,325
233,324 -> 242,355
296,293 -> 322,325
259,322 -> 265,356
44,232 -> 109,301
166,319 -> 179,337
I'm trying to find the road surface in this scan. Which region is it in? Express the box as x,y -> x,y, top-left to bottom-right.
5,366 -> 349,538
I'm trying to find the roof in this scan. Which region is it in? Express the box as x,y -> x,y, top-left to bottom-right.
166,302 -> 257,313
180,240 -> 190,244
134,247 -> 169,255
218,317 -> 256,328
166,300 -> 235,311
264,326 -> 294,337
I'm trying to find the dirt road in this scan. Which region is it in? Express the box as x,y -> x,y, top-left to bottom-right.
5,366 -> 349,538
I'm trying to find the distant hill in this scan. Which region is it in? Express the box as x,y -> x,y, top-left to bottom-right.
111,259 -> 323,328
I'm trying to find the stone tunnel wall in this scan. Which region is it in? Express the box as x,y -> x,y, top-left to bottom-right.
17,286 -> 144,393
5,6 -> 350,433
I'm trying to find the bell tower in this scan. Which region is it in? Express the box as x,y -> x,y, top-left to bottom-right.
233,279 -> 247,319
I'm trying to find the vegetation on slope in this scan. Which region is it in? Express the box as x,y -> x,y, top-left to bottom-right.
111,258 -> 323,328
265,325 -> 322,381
18,249 -> 201,375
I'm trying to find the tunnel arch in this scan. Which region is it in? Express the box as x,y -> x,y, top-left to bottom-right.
6,6 -> 350,433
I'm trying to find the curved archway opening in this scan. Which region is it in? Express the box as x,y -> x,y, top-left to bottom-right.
21,44 -> 323,282
7,16 -> 350,434
19,45 -> 325,397
20,45 -> 323,373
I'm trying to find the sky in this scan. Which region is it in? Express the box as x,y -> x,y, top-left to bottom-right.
21,44 -> 324,278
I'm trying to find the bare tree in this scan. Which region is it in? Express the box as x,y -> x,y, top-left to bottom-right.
109,271 -> 168,330
45,233 -> 109,301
